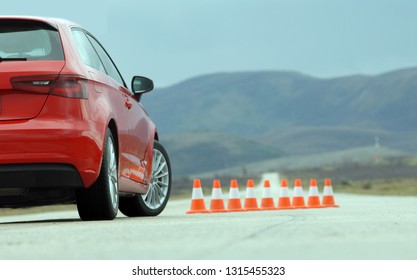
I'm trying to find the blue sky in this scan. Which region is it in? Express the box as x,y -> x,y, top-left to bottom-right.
2,0 -> 417,87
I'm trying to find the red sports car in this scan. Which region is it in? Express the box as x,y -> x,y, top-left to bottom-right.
0,16 -> 171,220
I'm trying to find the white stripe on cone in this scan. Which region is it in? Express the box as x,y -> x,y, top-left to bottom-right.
229,188 -> 240,199
279,187 -> 290,197
192,188 -> 204,199
245,187 -> 256,198
293,186 -> 304,197
211,188 -> 223,199
323,186 -> 334,196
262,187 -> 272,198
309,186 -> 320,196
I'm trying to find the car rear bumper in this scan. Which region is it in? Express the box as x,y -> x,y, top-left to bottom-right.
0,163 -> 83,188
0,117 -> 106,190
0,163 -> 84,207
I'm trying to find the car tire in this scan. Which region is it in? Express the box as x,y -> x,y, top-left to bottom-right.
76,129 -> 119,221
119,141 -> 171,217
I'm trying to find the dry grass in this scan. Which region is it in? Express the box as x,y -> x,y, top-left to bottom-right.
335,178 -> 417,196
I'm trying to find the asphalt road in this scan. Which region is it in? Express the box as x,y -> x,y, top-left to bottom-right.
0,193 -> 416,260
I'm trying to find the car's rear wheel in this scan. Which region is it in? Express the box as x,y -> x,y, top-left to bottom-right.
119,141 -> 171,217
76,129 -> 119,221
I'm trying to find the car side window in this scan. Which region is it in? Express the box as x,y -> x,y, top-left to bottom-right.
71,29 -> 105,73
86,34 -> 125,86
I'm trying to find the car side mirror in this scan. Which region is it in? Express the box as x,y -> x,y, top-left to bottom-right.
131,76 -> 154,101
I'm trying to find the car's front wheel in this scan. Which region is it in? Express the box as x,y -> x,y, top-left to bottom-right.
119,141 -> 171,217
76,129 -> 119,221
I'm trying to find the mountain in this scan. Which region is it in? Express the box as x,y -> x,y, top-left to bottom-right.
142,68 -> 417,175
161,132 -> 283,176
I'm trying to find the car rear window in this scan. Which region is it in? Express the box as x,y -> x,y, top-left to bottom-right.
0,19 -> 64,60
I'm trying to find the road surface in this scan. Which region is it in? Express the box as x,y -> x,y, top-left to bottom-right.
0,193 -> 416,259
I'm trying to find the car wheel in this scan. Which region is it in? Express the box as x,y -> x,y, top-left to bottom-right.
76,129 -> 119,221
119,141 -> 171,217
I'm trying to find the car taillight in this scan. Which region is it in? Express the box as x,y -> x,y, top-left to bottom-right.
50,75 -> 89,99
10,74 -> 89,99
10,75 -> 56,94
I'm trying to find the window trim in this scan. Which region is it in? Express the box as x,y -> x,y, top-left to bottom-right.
70,27 -> 128,89
71,28 -> 105,72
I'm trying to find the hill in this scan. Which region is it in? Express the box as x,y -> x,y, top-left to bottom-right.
160,132 -> 283,176
144,68 -> 417,135
142,68 -> 417,175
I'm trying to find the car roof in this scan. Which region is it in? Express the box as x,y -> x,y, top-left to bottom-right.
0,15 -> 81,30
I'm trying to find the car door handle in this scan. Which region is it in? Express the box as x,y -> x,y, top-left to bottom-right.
125,100 -> 133,110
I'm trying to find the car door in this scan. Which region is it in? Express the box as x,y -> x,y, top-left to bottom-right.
71,29 -> 132,185
86,34 -> 152,187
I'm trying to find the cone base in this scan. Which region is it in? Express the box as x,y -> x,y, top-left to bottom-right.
244,207 -> 261,211
227,209 -> 247,212
307,205 -> 325,208
292,205 -> 308,209
209,209 -> 229,213
244,198 -> 259,210
292,197 -> 306,209
322,196 -> 338,206
261,198 -> 275,210
277,198 -> 293,210
260,207 -> 276,210
227,198 -> 244,212
323,204 -> 340,208
277,198 -> 292,207
186,199 -> 209,214
307,197 -> 322,207
276,206 -> 295,210
210,199 -> 226,213
186,210 -> 210,214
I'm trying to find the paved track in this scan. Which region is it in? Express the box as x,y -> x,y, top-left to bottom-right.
0,194 -> 416,259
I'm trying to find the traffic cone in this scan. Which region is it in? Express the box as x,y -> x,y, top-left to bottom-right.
186,179 -> 209,214
244,179 -> 260,211
307,178 -> 324,208
227,179 -> 245,212
261,180 -> 276,210
292,178 -> 307,209
322,178 -> 339,208
277,179 -> 294,210
209,180 -> 227,213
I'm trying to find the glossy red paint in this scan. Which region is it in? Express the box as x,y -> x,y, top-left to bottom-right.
0,16 -> 156,203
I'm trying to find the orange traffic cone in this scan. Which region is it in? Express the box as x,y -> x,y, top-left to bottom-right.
277,179 -> 294,210
292,178 -> 307,209
244,179 -> 260,211
307,178 -> 324,208
261,180 -> 276,210
186,179 -> 209,214
209,180 -> 227,213
227,179 -> 245,212
322,178 -> 339,208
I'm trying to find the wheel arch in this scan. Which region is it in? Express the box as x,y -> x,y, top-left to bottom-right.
107,119 -> 119,163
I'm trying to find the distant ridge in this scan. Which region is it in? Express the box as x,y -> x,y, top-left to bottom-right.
142,68 -> 417,175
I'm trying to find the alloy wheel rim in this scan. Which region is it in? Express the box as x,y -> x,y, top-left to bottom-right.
107,137 -> 118,209
142,148 -> 169,210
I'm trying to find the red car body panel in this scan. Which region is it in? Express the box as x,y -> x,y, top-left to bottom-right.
0,16 -> 156,205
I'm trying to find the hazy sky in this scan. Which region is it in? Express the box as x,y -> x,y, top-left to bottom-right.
3,0 -> 417,87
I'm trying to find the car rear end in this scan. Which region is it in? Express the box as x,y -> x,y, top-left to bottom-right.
0,17 -> 105,207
